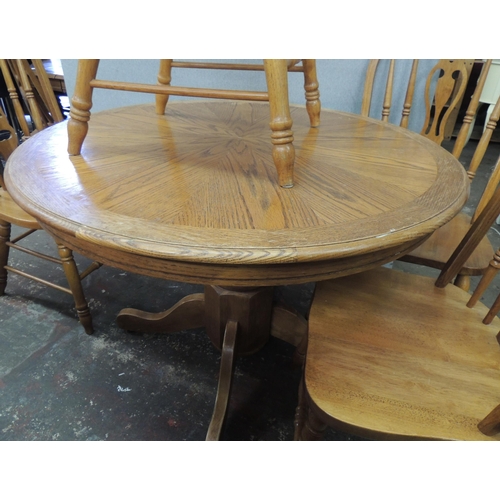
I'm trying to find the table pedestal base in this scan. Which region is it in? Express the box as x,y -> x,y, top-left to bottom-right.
116,285 -> 308,440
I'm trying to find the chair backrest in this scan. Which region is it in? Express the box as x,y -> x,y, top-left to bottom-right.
0,106 -> 17,162
464,94 -> 500,223
421,59 -> 473,144
0,105 -> 18,190
0,59 -> 64,140
361,59 -> 419,128
436,183 -> 500,288
362,59 -> 476,144
0,60 -> 65,190
451,59 -> 493,158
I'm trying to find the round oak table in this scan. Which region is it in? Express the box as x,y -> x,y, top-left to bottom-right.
5,101 -> 469,439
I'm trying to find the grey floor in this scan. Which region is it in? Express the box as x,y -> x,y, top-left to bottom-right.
1,130 -> 499,441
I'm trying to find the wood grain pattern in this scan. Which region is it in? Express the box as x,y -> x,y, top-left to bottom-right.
303,268 -> 500,440
68,59 -> 320,187
5,102 -> 468,287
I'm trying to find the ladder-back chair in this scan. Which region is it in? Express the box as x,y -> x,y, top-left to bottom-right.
67,59 -> 321,188
0,59 -> 100,335
295,186 -> 500,441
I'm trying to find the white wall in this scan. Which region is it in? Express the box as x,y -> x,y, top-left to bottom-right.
60,59 -> 438,134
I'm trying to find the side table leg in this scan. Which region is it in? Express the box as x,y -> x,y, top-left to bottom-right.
67,59 -> 100,155
264,59 -> 295,188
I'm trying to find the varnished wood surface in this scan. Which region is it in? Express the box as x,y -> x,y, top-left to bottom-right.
5,101 -> 469,286
69,60 -> 320,187
304,267 -> 500,440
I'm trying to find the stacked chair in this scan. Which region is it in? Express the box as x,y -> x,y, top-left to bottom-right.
0,59 -> 100,334
66,59 -> 320,188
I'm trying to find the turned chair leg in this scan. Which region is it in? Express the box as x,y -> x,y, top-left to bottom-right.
0,219 -> 11,295
156,59 -> 173,115
264,59 -> 295,188
478,403 -> 500,436
294,375 -> 327,440
67,59 -> 100,155
468,249 -> 500,314
301,404 -> 328,441
294,375 -> 307,439
57,243 -> 93,335
483,293 -> 500,326
302,59 -> 321,127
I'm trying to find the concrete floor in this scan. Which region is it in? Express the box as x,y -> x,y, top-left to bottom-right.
1,133 -> 499,441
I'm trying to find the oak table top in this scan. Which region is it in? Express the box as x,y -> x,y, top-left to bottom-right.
4,101 -> 469,440
6,101 -> 468,285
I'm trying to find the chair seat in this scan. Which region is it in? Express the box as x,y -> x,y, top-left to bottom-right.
305,267 -> 500,440
400,211 -> 494,275
0,187 -> 40,228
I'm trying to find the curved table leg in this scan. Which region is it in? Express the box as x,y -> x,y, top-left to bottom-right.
117,292 -> 205,333
117,289 -> 308,347
206,319 -> 238,441
115,285 -> 308,439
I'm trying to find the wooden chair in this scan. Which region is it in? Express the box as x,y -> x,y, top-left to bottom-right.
0,60 -> 100,335
66,59 -> 321,188
0,59 -> 64,139
363,59 -> 500,290
361,59 -> 474,142
295,186 -> 500,441
403,92 -> 500,291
